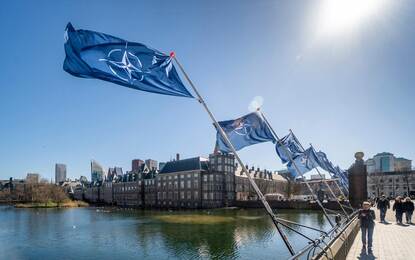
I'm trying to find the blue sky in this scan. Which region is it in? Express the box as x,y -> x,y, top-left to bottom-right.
1,0 -> 414,180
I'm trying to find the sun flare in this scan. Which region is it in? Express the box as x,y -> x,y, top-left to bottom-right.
316,0 -> 388,38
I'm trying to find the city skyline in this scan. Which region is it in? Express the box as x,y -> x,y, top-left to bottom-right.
1,1 -> 415,180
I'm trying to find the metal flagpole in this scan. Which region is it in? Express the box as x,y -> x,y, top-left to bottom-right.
289,130 -> 353,211
306,144 -> 350,216
258,110 -> 335,227
290,130 -> 351,197
171,54 -> 296,256
308,143 -> 354,212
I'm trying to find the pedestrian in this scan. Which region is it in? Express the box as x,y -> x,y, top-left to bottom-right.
392,196 -> 404,224
403,197 -> 414,224
358,201 -> 376,255
376,194 -> 390,223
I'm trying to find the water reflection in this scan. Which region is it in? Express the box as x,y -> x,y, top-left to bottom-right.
0,206 -> 331,260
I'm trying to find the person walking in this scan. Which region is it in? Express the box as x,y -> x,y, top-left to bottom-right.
392,196 -> 404,224
376,194 -> 390,223
358,201 -> 376,255
403,197 -> 414,224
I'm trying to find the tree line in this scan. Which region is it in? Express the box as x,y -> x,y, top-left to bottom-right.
0,183 -> 69,205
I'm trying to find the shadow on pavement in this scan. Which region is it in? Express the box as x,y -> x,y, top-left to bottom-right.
357,251 -> 377,260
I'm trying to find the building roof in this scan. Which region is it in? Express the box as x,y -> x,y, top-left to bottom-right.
374,152 -> 394,157
159,157 -> 208,174
395,157 -> 411,161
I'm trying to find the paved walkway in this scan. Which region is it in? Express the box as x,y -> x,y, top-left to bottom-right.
346,203 -> 415,260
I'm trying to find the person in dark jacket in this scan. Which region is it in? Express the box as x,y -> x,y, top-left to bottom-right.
403,197 -> 414,224
376,194 -> 390,223
358,201 -> 376,254
392,196 -> 404,224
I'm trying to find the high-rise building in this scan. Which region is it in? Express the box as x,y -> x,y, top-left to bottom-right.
26,173 -> 40,183
55,163 -> 67,184
132,159 -> 144,171
366,152 -> 412,174
145,159 -> 158,171
91,160 -> 105,183
395,157 -> 412,172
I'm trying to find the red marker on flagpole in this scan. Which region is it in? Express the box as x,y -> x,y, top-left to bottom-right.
169,51 -> 175,58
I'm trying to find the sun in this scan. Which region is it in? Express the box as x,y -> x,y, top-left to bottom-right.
315,0 -> 388,38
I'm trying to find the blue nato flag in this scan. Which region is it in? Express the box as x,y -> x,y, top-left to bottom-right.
314,149 -> 337,174
275,132 -> 304,164
286,147 -> 319,178
216,112 -> 275,153
63,23 -> 193,98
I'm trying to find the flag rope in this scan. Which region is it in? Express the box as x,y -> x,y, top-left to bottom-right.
289,130 -> 354,211
172,55 -> 296,256
259,110 -> 335,227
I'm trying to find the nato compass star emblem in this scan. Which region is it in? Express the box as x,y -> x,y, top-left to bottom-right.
232,119 -> 252,136
99,42 -> 154,83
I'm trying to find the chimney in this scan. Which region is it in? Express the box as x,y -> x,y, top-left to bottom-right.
176,153 -> 180,161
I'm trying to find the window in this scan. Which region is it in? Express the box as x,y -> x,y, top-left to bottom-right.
218,165 -> 223,171
187,180 -> 191,188
194,191 -> 199,199
187,174 -> 191,178
203,192 -> 208,199
203,175 -> 208,182
180,181 -> 184,188
180,191 -> 185,199
209,175 -> 214,181
187,191 -> 191,200
193,173 -> 198,178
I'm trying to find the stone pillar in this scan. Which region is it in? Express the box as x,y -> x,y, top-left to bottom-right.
348,152 -> 367,208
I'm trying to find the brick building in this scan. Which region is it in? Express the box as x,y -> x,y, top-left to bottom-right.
75,153 -> 287,209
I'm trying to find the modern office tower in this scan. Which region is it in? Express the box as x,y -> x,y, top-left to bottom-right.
395,157 -> 412,172
55,163 -> 67,184
91,160 -> 105,183
366,152 -> 412,174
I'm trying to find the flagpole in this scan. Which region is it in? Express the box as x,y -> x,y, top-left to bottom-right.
289,130 -> 353,211
306,144 -> 351,216
171,54 -> 296,256
286,130 -> 352,214
308,143 -> 354,212
258,111 -> 335,227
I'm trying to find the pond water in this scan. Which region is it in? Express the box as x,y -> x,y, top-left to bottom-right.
0,206 -> 331,259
